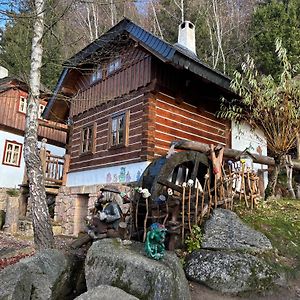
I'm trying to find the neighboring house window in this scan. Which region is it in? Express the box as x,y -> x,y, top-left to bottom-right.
19,96 -> 27,113
19,97 -> 45,119
2,140 -> 22,167
109,111 -> 129,148
81,124 -> 96,154
91,66 -> 102,83
107,58 -> 121,75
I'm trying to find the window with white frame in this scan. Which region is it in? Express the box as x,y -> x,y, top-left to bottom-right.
2,140 -> 22,167
91,66 -> 102,83
81,124 -> 95,154
19,96 -> 27,113
107,58 -> 121,75
109,111 -> 129,148
19,97 -> 45,118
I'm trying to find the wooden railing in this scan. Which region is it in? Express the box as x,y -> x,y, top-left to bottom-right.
40,147 -> 70,186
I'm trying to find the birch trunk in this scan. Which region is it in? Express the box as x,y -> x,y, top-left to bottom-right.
24,0 -> 54,250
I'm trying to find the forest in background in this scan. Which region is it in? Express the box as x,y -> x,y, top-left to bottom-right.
0,0 -> 299,90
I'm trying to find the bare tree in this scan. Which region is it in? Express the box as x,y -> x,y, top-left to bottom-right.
24,0 -> 54,250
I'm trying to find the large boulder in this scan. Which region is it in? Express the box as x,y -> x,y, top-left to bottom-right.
0,263 -> 33,300
85,239 -> 191,300
185,249 -> 277,294
75,285 -> 138,300
0,249 -> 85,300
202,208 -> 272,252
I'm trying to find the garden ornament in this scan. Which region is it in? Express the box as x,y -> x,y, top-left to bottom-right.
144,223 -> 167,260
187,179 -> 194,187
86,189 -> 122,239
141,188 -> 151,198
154,194 -> 166,205
167,188 -> 173,196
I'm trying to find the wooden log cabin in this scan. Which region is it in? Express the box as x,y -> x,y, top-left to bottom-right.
0,74 -> 68,189
44,18 -> 267,188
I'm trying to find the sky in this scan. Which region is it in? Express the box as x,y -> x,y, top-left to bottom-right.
0,0 -> 149,28
0,5 -> 9,28
0,0 -> 17,28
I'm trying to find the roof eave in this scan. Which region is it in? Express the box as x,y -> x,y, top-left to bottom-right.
42,68 -> 69,119
172,52 -> 233,95
64,18 -> 131,68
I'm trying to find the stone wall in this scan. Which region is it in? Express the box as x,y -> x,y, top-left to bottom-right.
54,184 -> 134,236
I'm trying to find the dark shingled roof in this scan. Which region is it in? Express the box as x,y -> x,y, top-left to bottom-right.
44,18 -> 234,119
0,76 -> 51,95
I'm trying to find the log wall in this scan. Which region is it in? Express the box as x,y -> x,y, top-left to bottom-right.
69,91 -> 147,172
152,93 -> 230,157
70,46 -> 152,117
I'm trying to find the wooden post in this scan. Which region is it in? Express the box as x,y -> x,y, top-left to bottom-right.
285,155 -> 296,199
181,183 -> 186,244
62,154 -> 70,186
187,186 -> 192,234
199,176 -> 207,224
143,197 -> 149,242
4,196 -> 19,234
247,171 -> 254,210
207,176 -> 212,215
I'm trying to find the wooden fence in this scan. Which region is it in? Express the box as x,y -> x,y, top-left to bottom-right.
40,148 -> 70,186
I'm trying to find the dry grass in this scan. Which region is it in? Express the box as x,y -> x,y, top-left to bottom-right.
235,198 -> 300,276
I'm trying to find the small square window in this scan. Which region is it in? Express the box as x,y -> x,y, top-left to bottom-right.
109,111 -> 129,148
19,96 -> 27,113
91,66 -> 102,83
81,124 -> 96,154
107,58 -> 121,75
2,140 -> 22,167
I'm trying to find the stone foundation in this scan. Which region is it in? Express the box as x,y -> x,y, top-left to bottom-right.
54,184 -> 134,236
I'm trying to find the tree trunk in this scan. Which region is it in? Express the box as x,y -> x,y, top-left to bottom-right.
285,155 -> 296,199
297,133 -> 300,160
264,156 -> 282,200
24,0 -> 54,250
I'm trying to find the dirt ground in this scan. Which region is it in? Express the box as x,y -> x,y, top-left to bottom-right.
190,279 -> 300,300
1,232 -> 300,299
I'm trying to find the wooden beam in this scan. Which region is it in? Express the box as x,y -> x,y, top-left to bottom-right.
38,119 -> 69,132
171,140 -> 300,170
61,86 -> 76,96
62,154 -> 70,186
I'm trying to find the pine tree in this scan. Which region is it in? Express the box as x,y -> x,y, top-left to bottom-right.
0,1 -> 63,89
250,0 -> 300,78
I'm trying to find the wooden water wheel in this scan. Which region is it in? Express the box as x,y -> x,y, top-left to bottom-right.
136,151 -> 215,249
143,151 -> 210,200
134,147 -> 260,250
